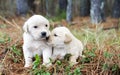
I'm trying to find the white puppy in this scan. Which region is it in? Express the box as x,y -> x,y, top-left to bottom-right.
49,27 -> 83,64
23,15 -> 52,67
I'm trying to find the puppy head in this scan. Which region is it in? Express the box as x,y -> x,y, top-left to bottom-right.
23,15 -> 50,40
49,27 -> 72,47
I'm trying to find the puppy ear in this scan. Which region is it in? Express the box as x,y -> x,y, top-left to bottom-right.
64,34 -> 72,44
47,35 -> 52,43
23,22 -> 28,32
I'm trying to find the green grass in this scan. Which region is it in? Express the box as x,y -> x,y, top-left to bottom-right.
0,32 -> 11,43
71,27 -> 120,51
0,24 -> 7,28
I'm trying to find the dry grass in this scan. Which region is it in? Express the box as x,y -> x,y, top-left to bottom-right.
0,15 -> 120,75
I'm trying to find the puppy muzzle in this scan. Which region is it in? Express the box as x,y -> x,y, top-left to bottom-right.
41,32 -> 47,38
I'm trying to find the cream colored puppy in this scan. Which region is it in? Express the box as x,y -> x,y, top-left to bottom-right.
49,27 -> 83,64
23,15 -> 52,67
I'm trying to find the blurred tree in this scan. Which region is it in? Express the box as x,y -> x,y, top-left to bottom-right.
59,0 -> 67,12
45,0 -> 58,17
45,0 -> 49,17
80,0 -> 90,16
16,0 -> 36,16
66,0 -> 72,23
72,0 -> 80,16
105,0 -> 114,16
28,0 -> 35,13
112,0 -> 120,18
39,0 -> 46,15
90,0 -> 105,24
16,0 -> 29,16
0,0 -> 16,16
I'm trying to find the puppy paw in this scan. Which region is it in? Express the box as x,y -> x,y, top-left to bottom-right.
24,64 -> 32,67
70,61 -> 78,65
42,63 -> 52,67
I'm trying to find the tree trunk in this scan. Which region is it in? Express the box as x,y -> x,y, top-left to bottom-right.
80,0 -> 90,16
45,0 -> 58,17
28,0 -> 36,13
16,0 -> 29,16
0,0 -> 16,16
59,0 -> 67,12
39,0 -> 46,15
90,0 -> 105,24
112,0 -> 120,18
105,0 -> 114,16
66,0 -> 72,23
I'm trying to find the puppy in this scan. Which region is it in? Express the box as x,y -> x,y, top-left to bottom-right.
49,27 -> 83,64
23,15 -> 52,67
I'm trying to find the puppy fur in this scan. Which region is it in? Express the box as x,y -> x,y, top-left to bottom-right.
49,27 -> 83,64
23,15 -> 52,67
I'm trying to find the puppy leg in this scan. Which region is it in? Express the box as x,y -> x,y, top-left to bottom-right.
51,54 -> 64,60
69,55 -> 78,64
58,55 -> 64,59
24,56 -> 33,67
42,48 -> 52,67
51,55 -> 57,60
23,49 -> 33,67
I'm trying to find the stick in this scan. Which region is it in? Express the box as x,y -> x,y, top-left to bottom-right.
0,16 -> 16,28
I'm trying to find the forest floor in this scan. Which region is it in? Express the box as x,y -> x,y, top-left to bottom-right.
0,15 -> 120,75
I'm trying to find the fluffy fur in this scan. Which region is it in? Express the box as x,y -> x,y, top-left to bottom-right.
49,27 -> 83,64
23,15 -> 52,67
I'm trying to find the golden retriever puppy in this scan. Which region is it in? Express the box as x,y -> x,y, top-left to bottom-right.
23,15 -> 52,67
49,27 -> 83,64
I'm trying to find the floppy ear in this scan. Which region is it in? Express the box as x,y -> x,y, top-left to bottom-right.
64,34 -> 72,44
47,35 -> 52,43
23,22 -> 28,32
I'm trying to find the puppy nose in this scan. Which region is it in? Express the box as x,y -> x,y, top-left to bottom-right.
41,32 -> 46,36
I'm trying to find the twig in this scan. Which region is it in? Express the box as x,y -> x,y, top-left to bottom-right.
0,16 -> 23,33
1,49 -> 10,64
12,19 -> 23,34
0,15 -> 23,44
103,26 -> 119,30
0,16 -> 16,28
95,50 -> 102,72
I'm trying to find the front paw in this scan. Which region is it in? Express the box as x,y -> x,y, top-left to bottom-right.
69,61 -> 78,65
42,63 -> 52,67
58,55 -> 64,60
24,64 -> 32,67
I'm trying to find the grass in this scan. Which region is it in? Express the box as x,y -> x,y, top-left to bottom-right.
0,17 -> 120,75
0,32 -> 11,43
70,26 -> 120,74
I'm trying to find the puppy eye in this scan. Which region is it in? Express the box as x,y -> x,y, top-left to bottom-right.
33,26 -> 38,28
54,34 -> 58,37
45,24 -> 48,27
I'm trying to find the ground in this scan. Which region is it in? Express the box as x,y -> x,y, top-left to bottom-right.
0,15 -> 120,75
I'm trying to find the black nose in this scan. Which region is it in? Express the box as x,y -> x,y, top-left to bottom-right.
41,32 -> 46,37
